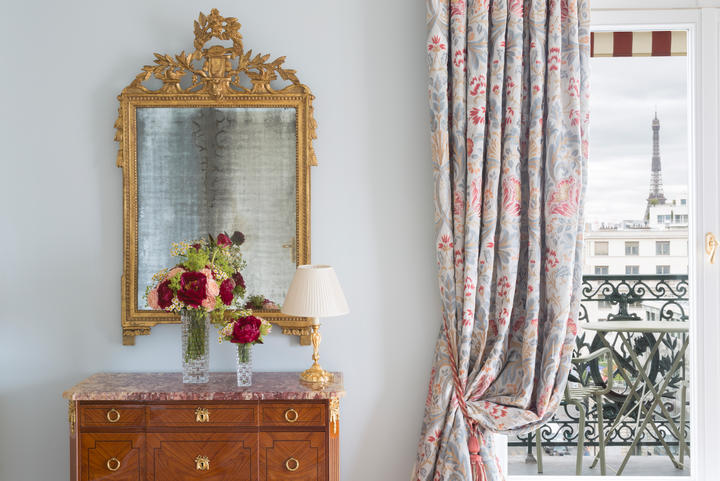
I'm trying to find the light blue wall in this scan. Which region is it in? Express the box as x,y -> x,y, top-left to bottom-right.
0,1 -> 438,480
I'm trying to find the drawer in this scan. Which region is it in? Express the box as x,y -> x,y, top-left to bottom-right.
147,403 -> 257,427
79,404 -> 145,428
260,402 -> 326,427
147,433 -> 255,480
80,433 -> 144,480
260,432 -> 326,481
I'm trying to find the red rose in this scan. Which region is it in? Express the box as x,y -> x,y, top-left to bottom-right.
219,278 -> 235,305
177,272 -> 207,308
231,316 -> 262,344
232,272 -> 246,290
217,233 -> 232,247
157,280 -> 174,309
192,243 -> 202,250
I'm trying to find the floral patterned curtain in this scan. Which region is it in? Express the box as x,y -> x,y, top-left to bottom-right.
413,1 -> 590,480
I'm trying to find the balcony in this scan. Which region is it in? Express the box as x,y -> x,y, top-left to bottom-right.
509,275 -> 690,477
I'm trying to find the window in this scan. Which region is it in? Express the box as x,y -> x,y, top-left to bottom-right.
681,198 -> 687,205
656,241 -> 670,256
594,266 -> 609,275
626,265 -> 639,275
646,311 -> 656,321
625,241 -> 639,256
594,241 -> 608,256
656,265 -> 670,275
658,214 -> 671,223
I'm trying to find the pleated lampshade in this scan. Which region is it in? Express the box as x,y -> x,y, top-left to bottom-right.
281,265 -> 349,318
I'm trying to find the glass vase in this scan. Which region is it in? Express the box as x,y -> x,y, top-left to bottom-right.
181,310 -> 210,384
236,343 -> 253,386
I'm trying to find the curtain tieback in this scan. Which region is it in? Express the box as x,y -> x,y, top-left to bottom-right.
468,425 -> 488,481
443,317 -> 488,481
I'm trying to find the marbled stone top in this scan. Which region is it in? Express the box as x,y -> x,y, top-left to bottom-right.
63,372 -> 345,401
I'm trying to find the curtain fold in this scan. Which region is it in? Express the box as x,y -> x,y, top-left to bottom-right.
413,1 -> 590,479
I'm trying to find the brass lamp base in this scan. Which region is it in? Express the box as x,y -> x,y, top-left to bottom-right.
299,320 -> 332,385
300,363 -> 332,384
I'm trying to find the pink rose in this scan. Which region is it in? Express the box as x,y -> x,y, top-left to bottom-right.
147,288 -> 160,309
263,299 -> 279,310
165,267 -> 184,280
198,268 -> 220,297
201,294 -> 216,311
206,278 -> 220,298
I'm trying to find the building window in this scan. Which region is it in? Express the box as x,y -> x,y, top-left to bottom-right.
646,311 -> 656,321
656,241 -> 671,256
595,241 -> 608,256
681,198 -> 687,205
625,241 -> 639,256
595,266 -> 609,275
626,265 -> 639,275
656,265 -> 670,275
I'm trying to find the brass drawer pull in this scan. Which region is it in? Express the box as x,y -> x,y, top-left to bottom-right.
106,457 -> 121,472
106,408 -> 121,423
195,455 -> 210,471
195,407 -> 210,423
284,408 -> 299,423
285,457 -> 300,472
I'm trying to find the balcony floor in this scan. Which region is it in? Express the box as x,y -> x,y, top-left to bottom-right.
509,454 -> 690,477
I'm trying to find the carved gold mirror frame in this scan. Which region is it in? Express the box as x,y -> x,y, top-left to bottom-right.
116,9 -> 316,345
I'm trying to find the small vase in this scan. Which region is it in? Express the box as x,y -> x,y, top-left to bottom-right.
181,310 -> 210,384
236,344 -> 253,386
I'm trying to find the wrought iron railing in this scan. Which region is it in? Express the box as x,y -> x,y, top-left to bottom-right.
510,274 -> 689,453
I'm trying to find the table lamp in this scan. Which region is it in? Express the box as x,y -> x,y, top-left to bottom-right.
282,265 -> 349,384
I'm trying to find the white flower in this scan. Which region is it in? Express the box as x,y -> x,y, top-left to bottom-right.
220,323 -> 234,337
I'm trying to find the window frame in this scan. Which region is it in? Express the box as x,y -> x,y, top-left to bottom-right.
657,240 -> 671,256
626,265 -> 640,275
595,240 -> 609,256
625,241 -> 640,256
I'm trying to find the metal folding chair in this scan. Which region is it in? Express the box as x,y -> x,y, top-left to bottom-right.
535,347 -> 615,476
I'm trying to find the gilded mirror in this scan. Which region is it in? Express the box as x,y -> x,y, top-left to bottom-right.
117,9 -> 317,345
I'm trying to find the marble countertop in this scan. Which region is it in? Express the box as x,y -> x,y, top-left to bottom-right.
63,372 -> 345,401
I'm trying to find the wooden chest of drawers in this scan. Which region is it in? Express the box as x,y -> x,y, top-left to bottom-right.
64,373 -> 343,481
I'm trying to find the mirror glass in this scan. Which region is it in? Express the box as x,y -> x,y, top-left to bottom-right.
136,107 -> 297,309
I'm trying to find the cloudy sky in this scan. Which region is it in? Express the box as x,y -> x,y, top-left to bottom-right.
586,55 -> 689,224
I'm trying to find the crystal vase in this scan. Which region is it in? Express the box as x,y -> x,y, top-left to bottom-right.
181,310 -> 210,384
236,343 -> 253,386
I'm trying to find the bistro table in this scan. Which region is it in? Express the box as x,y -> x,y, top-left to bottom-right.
582,320 -> 689,475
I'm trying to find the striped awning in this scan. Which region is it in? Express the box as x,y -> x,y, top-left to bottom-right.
591,31 -> 687,57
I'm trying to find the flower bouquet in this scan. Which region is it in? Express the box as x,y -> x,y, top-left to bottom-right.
244,294 -> 280,310
146,232 -> 247,383
218,312 -> 272,386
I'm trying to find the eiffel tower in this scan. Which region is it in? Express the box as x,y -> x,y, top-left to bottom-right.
647,111 -> 667,206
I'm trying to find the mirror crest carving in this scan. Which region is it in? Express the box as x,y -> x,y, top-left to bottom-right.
117,9 -> 316,345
